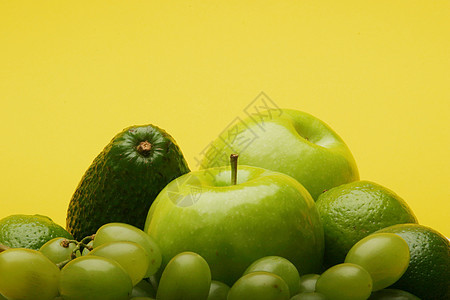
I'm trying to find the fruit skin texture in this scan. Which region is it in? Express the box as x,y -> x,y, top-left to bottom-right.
207,280 -> 230,300
376,224 -> 450,300
298,274 -> 320,293
59,256 -> 133,300
88,241 -> 150,286
243,256 -> 301,296
0,214 -> 73,250
66,124 -> 190,240
368,288 -> 421,300
199,109 -> 359,200
145,166 -> 324,286
156,252 -> 211,300
315,263 -> 373,300
130,280 -> 156,298
92,222 -> 162,278
345,233 -> 410,291
290,292 -> 327,300
227,271 -> 290,300
315,180 -> 418,266
0,248 -> 60,300
39,237 -> 77,264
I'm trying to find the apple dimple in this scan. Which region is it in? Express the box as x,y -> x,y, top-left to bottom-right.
290,122 -> 337,148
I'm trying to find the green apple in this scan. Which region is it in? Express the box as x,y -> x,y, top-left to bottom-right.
199,109 -> 359,200
144,158 -> 324,286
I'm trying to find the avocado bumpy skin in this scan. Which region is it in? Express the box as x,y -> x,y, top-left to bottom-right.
66,125 -> 190,240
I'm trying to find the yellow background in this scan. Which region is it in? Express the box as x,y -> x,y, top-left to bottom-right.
1,1 -> 449,237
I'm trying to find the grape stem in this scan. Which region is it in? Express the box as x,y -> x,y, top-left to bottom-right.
56,258 -> 72,269
0,243 -> 10,253
56,234 -> 96,269
70,234 -> 95,259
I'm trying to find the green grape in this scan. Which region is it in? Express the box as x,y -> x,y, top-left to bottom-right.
315,263 -> 372,300
298,274 -> 320,293
93,222 -> 162,277
345,233 -> 410,291
0,248 -> 60,300
39,237 -> 76,264
88,241 -> 149,286
148,275 -> 159,291
59,256 -> 133,300
368,288 -> 421,299
131,280 -> 157,298
72,240 -> 93,258
82,240 -> 94,255
228,271 -> 290,300
156,252 -> 211,300
243,256 -> 301,296
207,280 -> 230,300
290,292 -> 327,300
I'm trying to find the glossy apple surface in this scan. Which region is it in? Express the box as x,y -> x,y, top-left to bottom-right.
144,165 -> 324,285
199,109 -> 359,200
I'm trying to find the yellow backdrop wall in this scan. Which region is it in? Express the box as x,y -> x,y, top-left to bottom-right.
1,0 -> 449,237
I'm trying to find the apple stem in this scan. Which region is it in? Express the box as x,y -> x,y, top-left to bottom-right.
230,153 -> 238,185
0,243 -> 10,253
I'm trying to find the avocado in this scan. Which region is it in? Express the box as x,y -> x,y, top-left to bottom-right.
66,125 -> 190,240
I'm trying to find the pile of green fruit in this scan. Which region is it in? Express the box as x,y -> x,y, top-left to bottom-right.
0,109 -> 448,300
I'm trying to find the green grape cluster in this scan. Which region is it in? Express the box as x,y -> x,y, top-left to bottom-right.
0,226 -> 424,300
0,223 -> 162,300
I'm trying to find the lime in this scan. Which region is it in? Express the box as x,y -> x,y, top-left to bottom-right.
368,288 -> 420,299
376,224 -> 450,300
316,181 -> 417,266
0,214 -> 73,250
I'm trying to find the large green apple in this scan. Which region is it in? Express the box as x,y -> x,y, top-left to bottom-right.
199,109 -> 359,200
144,163 -> 324,285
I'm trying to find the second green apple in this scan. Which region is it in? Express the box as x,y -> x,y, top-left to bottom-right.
200,109 -> 359,200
